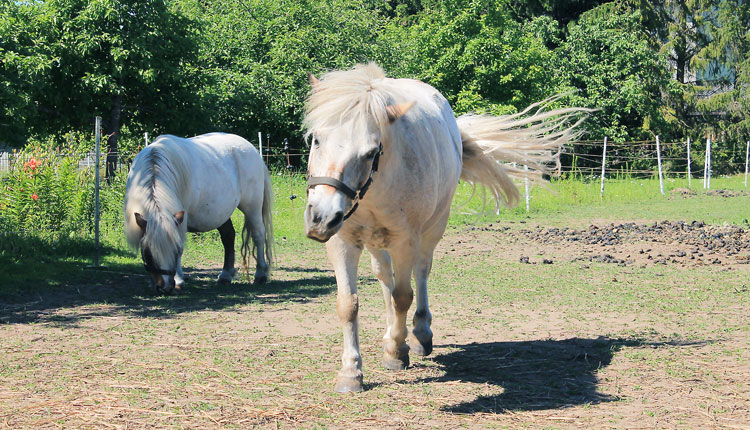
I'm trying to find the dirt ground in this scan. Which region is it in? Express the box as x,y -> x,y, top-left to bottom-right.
1,218 -> 749,429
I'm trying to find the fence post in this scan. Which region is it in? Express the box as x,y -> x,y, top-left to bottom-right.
93,116 -> 102,267
144,132 -> 148,147
703,137 -> 709,189
258,131 -> 263,162
707,136 -> 712,189
600,136 -> 608,199
744,140 -> 749,188
524,164 -> 530,212
656,136 -> 664,194
265,133 -> 270,165
686,137 -> 691,188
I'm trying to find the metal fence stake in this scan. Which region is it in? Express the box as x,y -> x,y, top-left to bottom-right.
656,136 -> 664,194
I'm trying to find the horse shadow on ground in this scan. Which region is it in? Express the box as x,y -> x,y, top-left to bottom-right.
0,264 -> 335,325
418,337 -> 712,413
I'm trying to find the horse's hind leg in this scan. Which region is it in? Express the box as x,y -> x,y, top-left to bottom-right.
368,247 -> 395,332
409,247 -> 434,356
242,210 -> 268,284
217,219 -> 236,284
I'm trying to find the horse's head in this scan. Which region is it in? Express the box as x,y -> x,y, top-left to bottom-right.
134,211 -> 185,294
304,72 -> 414,242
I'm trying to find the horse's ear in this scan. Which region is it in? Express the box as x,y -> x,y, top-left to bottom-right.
134,213 -> 147,231
174,211 -> 185,225
386,101 -> 416,123
308,72 -> 320,88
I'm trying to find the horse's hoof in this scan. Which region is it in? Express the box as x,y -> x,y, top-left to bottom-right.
409,336 -> 432,357
217,277 -> 232,285
253,275 -> 268,285
383,353 -> 409,370
409,332 -> 433,357
174,282 -> 184,292
334,375 -> 364,393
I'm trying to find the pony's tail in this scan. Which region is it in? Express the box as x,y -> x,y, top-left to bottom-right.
457,97 -> 591,209
260,165 -> 274,267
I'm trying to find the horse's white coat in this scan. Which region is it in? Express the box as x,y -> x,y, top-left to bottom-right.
303,63 -> 587,392
124,133 -> 273,292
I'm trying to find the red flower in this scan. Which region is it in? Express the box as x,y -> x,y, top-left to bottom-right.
24,158 -> 39,172
31,193 -> 38,201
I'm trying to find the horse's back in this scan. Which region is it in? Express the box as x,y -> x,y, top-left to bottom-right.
139,133 -> 266,232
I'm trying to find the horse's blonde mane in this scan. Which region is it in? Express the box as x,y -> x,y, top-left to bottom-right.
123,137 -> 189,267
304,62 -> 396,139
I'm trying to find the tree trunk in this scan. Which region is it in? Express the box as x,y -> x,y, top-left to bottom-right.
106,93 -> 122,184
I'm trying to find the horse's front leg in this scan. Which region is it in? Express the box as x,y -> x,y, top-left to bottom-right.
174,254 -> 185,291
217,219 -> 236,284
326,234 -> 364,393
382,239 -> 416,370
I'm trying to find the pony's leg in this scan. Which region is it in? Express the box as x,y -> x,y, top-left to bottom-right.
175,255 -> 185,291
246,214 -> 268,284
409,245 -> 435,356
327,234 -> 364,393
368,247 -> 395,332
382,240 -> 417,370
217,219 -> 236,284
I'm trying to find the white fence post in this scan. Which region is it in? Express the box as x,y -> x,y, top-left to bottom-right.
707,136 -> 712,189
600,136 -> 608,199
93,116 -> 102,267
704,137 -> 709,189
744,140 -> 749,188
656,136 -> 664,194
524,164 -> 530,212
144,132 -> 148,147
258,131 -> 263,161
686,137 -> 691,188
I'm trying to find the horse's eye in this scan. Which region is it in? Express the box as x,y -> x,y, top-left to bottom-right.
312,138 -> 320,147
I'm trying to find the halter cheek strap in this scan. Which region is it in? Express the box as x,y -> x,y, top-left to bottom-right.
141,249 -> 177,277
307,142 -> 383,221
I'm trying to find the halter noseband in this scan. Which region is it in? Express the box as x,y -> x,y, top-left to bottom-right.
307,142 -> 383,221
141,248 -> 177,277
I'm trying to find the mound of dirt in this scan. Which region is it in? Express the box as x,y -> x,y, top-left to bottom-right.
451,220 -> 750,268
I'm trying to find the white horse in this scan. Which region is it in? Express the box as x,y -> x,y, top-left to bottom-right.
124,133 -> 273,294
303,63 -> 588,392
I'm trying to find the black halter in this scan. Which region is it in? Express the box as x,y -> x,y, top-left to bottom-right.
307,142 -> 383,221
141,247 -> 177,277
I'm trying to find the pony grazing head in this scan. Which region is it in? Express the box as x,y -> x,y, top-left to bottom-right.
132,210 -> 186,295
303,63 -> 414,242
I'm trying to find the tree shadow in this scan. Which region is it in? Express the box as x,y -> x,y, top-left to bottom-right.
0,263 -> 335,325
420,337 -> 712,413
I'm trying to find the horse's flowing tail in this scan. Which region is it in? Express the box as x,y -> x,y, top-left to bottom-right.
260,166 -> 274,266
457,98 -> 591,208
241,165 -> 274,274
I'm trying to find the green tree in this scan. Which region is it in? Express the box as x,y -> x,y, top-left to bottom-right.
384,0 -> 560,115
553,4 -> 673,141
1,0 -> 201,158
693,0 -> 750,142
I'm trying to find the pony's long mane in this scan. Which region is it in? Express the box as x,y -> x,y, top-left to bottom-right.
123,137 -> 189,267
304,63 -> 396,140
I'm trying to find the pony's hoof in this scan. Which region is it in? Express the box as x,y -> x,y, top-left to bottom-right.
217,276 -> 232,285
382,353 -> 409,370
174,282 -> 184,292
253,275 -> 268,285
334,375 -> 364,393
408,332 -> 433,356
409,338 -> 433,357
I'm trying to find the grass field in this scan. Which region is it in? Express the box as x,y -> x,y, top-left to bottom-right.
1,175 -> 749,429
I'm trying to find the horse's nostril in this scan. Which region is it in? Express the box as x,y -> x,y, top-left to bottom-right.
327,211 -> 344,229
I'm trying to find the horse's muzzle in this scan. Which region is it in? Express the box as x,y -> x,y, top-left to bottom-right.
304,205 -> 344,243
